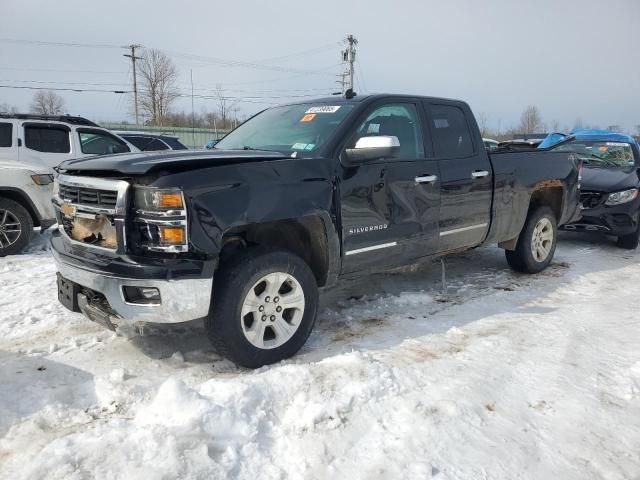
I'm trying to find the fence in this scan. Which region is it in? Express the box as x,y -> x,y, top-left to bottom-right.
102,124 -> 231,149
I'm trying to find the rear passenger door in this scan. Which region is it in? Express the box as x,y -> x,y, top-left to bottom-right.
424,102 -> 493,251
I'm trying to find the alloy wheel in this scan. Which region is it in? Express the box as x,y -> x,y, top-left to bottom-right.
531,217 -> 554,262
240,271 -> 305,349
0,209 -> 22,250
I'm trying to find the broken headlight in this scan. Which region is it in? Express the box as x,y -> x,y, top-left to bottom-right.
134,187 -> 188,252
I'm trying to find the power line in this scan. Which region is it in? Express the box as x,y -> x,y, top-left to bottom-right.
0,37 -> 122,49
0,37 -> 339,76
0,84 -> 331,104
0,78 -> 337,97
0,84 -> 128,94
0,79 -> 128,87
254,42 -> 341,65
0,67 -> 128,75
165,49 -> 336,76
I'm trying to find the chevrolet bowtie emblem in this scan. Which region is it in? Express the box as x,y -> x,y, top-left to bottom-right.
60,202 -> 76,217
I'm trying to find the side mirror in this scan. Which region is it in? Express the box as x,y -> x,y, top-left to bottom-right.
344,135 -> 400,163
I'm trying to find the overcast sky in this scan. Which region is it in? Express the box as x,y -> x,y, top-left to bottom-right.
1,0 -> 639,133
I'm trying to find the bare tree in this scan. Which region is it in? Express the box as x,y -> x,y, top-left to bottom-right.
549,119 -> 561,133
0,102 -> 17,114
138,49 -> 180,126
518,105 -> 542,134
30,90 -> 66,115
476,112 -> 491,138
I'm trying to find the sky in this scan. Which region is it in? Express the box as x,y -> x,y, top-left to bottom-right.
1,0 -> 639,133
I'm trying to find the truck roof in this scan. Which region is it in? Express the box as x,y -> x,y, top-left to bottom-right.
283,93 -> 466,106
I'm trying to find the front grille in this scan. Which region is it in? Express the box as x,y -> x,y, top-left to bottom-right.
59,184 -> 118,209
580,191 -> 605,209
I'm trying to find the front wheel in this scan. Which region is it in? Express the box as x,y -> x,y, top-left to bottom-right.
0,198 -> 33,257
205,248 -> 319,368
505,206 -> 558,274
616,224 -> 640,250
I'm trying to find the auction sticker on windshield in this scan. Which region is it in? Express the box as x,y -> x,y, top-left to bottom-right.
305,106 -> 341,114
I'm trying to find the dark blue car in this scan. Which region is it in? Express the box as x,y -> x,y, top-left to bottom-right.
540,130 -> 640,249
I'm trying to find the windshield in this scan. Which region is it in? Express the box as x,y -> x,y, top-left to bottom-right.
214,103 -> 355,154
552,140 -> 637,168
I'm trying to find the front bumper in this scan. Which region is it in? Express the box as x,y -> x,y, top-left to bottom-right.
562,201 -> 640,236
51,231 -> 214,326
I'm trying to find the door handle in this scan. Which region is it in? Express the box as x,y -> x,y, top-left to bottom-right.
415,175 -> 438,184
471,170 -> 489,179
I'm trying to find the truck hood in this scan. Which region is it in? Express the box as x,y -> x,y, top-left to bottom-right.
57,150 -> 290,175
580,166 -> 639,193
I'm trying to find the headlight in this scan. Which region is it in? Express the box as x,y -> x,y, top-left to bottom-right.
31,174 -> 54,186
134,187 -> 188,252
135,187 -> 185,212
605,188 -> 638,206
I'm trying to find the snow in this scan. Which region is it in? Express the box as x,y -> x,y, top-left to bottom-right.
1,231 -> 639,479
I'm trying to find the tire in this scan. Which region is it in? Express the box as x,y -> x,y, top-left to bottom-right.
0,198 -> 33,257
616,224 -> 640,250
206,248 -> 319,368
505,206 -> 558,274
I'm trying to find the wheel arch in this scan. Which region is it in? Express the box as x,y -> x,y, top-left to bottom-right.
528,180 -> 564,221
498,181 -> 563,251
219,212 -> 340,287
0,187 -> 42,227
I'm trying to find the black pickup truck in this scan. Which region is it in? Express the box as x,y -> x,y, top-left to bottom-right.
51,94 -> 581,367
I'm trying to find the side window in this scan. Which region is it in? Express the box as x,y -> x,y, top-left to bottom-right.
352,103 -> 425,159
0,123 -> 12,147
429,105 -> 474,158
25,125 -> 70,153
122,136 -> 150,150
140,138 -> 170,151
79,130 -> 130,155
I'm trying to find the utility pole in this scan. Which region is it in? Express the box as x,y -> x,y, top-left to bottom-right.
190,69 -> 195,148
123,44 -> 142,126
346,34 -> 357,91
337,35 -> 357,94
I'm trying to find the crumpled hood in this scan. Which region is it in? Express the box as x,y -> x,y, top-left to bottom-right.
580,166 -> 639,193
57,149 -> 289,175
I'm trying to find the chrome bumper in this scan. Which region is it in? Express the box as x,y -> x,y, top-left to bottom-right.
52,249 -> 213,325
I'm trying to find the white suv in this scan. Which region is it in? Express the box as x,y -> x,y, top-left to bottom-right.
0,114 -> 138,256
0,114 -> 138,170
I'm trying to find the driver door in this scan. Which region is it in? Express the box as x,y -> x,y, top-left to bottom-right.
339,100 -> 441,274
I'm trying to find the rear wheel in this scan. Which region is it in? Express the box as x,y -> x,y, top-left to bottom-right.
0,198 -> 33,257
205,248 -> 319,368
616,224 -> 640,250
505,206 -> 557,273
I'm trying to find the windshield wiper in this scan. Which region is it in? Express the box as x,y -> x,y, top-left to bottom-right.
584,156 -> 620,167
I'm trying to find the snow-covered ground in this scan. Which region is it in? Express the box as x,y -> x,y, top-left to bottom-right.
1,231 -> 639,479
